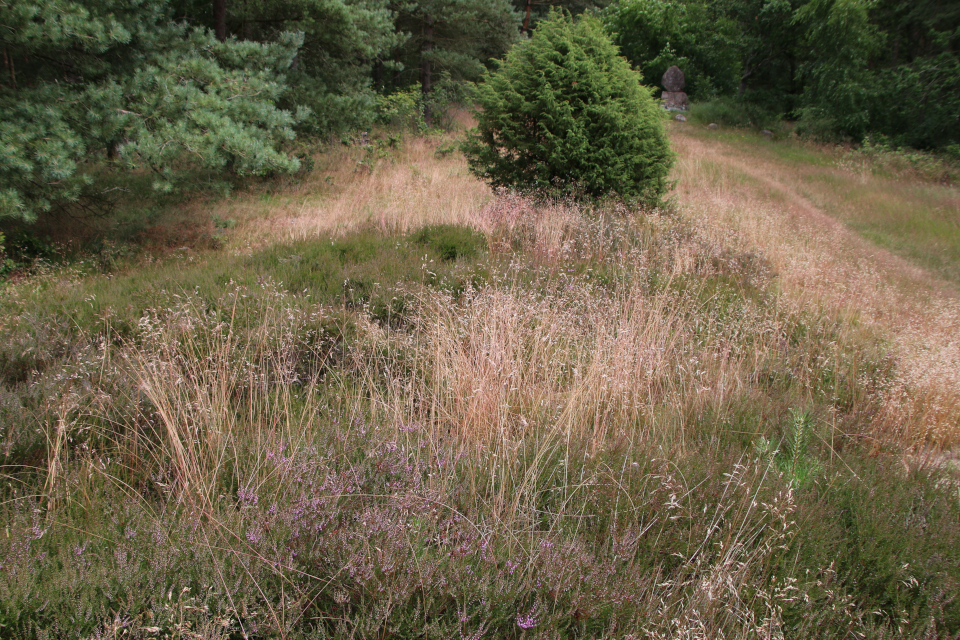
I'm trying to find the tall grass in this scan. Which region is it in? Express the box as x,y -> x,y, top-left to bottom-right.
2,130 -> 960,637
671,128 -> 960,449
224,133 -> 493,249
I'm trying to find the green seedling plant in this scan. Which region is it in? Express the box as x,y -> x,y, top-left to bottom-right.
755,409 -> 824,488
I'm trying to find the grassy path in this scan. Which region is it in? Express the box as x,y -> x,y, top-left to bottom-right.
672,124 -> 960,447
672,126 -> 960,290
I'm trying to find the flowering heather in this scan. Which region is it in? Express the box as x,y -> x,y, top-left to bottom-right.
1,128 -> 959,638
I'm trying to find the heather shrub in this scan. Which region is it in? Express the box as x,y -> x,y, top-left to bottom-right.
462,11 -> 673,204
3,190 -> 960,637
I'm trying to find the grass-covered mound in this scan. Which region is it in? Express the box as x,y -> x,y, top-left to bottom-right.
2,124 -> 960,638
2,194 -> 959,638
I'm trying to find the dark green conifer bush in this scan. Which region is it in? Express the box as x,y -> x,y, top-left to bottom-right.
463,10 -> 673,204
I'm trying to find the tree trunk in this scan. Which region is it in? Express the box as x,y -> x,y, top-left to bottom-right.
420,13 -> 435,127
213,0 -> 227,41
4,48 -> 15,90
738,59 -> 754,98
373,59 -> 384,90
522,0 -> 532,35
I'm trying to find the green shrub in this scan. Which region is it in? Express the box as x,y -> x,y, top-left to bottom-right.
0,228 -> 55,276
689,98 -> 785,133
462,10 -> 673,204
412,224 -> 487,261
754,409 -> 823,488
375,86 -> 427,133
0,233 -> 13,277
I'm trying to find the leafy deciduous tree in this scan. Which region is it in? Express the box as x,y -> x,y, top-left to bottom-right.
794,0 -> 883,139
604,0 -> 742,98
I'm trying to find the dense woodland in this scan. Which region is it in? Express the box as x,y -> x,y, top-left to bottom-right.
1,0 -> 958,223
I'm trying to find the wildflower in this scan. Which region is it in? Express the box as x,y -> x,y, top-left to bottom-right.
238,486 -> 259,506
516,602 -> 540,630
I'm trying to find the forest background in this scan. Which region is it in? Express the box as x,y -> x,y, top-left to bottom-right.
1,0 -> 958,229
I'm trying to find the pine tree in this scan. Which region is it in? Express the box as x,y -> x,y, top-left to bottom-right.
512,0 -> 613,35
176,0 -> 403,135
462,10 -> 673,203
389,0 -> 520,126
0,0 -> 303,222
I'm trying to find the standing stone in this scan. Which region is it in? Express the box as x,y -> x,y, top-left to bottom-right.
662,92 -> 689,110
662,65 -> 685,92
660,65 -> 689,111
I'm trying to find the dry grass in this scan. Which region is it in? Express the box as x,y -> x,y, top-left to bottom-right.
345,194 -> 880,527
123,287 -> 319,508
670,125 -> 960,447
184,131 -> 493,251
5,123 -> 960,638
366,245 -> 732,451
12,227 -> 833,638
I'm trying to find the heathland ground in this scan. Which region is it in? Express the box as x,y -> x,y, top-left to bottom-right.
1,115 -> 959,638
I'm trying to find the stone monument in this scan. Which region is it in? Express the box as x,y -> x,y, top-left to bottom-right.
660,65 -> 688,111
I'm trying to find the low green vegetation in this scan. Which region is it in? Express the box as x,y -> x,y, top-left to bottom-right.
687,100 -> 790,137
0,225 -> 487,356
681,125 -> 960,286
829,183 -> 960,285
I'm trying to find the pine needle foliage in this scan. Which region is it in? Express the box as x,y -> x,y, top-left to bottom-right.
0,0 -> 304,223
463,10 -> 673,204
